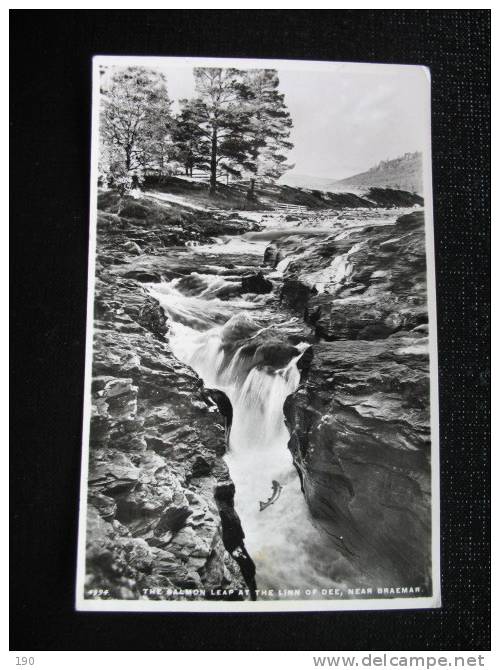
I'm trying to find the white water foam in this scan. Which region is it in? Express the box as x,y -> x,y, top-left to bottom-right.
306,242 -> 364,294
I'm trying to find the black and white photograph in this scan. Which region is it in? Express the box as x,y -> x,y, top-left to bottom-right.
11,5 -> 492,656
76,56 -> 440,612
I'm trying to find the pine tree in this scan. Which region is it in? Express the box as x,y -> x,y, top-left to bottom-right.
100,66 -> 172,191
172,99 -> 210,177
239,69 -> 294,199
188,68 -> 253,195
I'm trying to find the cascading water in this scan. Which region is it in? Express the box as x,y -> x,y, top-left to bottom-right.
307,241 -> 364,294
149,271 -> 347,592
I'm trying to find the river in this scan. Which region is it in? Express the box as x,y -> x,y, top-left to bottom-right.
147,205 -> 413,593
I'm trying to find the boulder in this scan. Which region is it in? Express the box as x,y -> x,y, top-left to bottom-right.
137,297 -> 168,338
122,270 -> 162,283
220,313 -> 260,345
122,240 -> 143,255
253,340 -> 301,369
263,244 -> 280,267
189,455 -> 212,478
88,451 -> 140,495
157,505 -> 193,534
241,271 -> 273,294
280,278 -> 315,314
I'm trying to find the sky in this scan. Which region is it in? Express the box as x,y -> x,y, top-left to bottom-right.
277,66 -> 428,180
104,59 -> 430,181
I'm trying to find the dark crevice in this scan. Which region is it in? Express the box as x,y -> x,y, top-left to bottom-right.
214,481 -> 257,600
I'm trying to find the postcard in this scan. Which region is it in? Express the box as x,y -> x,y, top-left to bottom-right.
76,56 -> 440,612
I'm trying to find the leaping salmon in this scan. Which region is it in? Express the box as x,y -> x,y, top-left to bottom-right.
259,480 -> 283,511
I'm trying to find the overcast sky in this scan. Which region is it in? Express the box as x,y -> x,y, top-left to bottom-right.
109,60 -> 429,181
277,66 -> 428,179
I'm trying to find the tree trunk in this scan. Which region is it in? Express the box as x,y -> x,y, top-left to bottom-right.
209,127 -> 218,196
125,146 -> 131,172
247,177 -> 256,200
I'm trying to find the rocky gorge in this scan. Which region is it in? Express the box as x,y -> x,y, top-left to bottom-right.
83,184 -> 432,603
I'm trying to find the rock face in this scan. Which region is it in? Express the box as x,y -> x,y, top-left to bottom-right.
85,193 -> 255,601
284,337 -> 431,589
281,212 -> 428,341
279,209 -> 432,591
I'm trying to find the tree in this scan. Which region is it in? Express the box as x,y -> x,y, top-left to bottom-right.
99,66 -> 172,191
172,99 -> 210,177
189,68 -> 254,195
239,69 -> 294,199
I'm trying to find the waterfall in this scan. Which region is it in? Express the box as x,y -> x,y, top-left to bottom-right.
149,273 -> 349,592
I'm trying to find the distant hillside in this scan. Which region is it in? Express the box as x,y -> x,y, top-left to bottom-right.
335,152 -> 423,195
279,152 -> 423,195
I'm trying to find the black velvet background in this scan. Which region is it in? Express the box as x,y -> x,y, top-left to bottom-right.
10,10 -> 490,651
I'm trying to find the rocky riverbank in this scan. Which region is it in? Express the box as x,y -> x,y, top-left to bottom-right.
85,194 -> 261,600
276,210 -> 432,589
